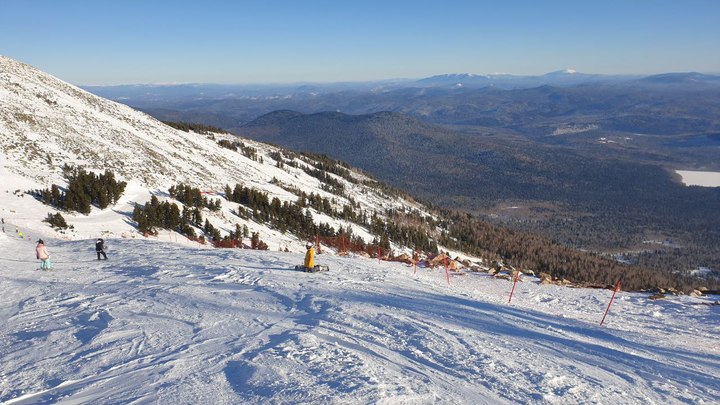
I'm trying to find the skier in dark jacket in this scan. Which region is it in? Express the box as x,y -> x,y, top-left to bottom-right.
96,238 -> 108,260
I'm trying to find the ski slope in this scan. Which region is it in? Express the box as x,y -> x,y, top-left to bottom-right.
0,54 -> 430,255
1,232 -> 717,404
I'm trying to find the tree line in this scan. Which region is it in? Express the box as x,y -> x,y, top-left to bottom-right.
34,164 -> 127,215
162,121 -> 229,135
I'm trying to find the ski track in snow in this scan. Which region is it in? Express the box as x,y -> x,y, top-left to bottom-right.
0,234 -> 718,404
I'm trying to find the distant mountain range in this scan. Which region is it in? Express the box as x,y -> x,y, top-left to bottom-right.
640,72 -> 720,84
82,71 -> 720,107
82,71 -> 720,142
414,69 -> 620,88
84,70 -> 720,99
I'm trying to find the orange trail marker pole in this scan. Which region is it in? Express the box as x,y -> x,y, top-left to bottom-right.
508,271 -> 520,303
377,244 -> 381,263
600,279 -> 622,326
341,234 -> 346,255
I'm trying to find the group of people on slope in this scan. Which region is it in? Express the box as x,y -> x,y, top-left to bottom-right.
35,237 -> 311,271
34,238 -> 108,270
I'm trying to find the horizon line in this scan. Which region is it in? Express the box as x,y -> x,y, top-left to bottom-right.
75,70 -> 720,88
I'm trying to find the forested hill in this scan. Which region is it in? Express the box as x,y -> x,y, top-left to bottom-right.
241,110 -> 470,194
238,109 -> 720,280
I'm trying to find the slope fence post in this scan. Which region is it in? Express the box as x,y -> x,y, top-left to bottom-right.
508,270 -> 520,303
600,278 -> 622,326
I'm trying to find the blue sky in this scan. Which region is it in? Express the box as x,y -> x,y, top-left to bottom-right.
1,0 -> 719,85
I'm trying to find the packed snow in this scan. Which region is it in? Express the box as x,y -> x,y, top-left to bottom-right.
1,231 -> 718,404
675,170 -> 720,187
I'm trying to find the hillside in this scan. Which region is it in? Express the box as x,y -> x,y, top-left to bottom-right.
239,110 -> 720,278
0,55 -> 432,256
242,110 -> 466,192
1,234 -> 718,404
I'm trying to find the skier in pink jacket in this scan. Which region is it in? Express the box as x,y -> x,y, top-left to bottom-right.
36,239 -> 51,270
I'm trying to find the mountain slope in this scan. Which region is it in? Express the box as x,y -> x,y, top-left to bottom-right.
0,55 -> 430,254
1,55 -> 275,190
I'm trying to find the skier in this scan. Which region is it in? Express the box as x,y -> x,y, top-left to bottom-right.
304,242 -> 315,271
95,238 -> 108,260
36,239 -> 51,270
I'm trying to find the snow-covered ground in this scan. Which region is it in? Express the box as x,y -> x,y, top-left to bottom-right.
1,231 -> 718,404
675,170 -> 720,187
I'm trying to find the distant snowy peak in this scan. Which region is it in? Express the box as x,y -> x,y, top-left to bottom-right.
421,69 -> 584,82
544,68 -> 579,76
538,69 -> 608,84
420,73 -> 489,80
415,73 -> 496,88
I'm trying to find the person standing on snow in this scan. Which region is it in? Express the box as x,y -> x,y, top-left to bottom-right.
95,238 -> 108,260
36,239 -> 51,270
304,242 -> 315,271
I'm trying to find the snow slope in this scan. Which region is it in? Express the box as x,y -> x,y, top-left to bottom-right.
0,55 -> 429,253
0,233 -> 718,404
